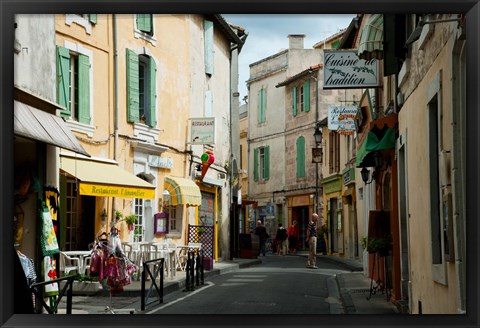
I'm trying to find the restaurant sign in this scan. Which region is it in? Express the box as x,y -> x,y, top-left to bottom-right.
328,105 -> 358,135
79,183 -> 155,199
323,50 -> 380,89
190,117 -> 216,145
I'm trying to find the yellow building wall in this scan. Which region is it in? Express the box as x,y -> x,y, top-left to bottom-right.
398,36 -> 458,314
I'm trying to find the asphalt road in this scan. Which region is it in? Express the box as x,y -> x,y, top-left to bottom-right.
146,255 -> 350,314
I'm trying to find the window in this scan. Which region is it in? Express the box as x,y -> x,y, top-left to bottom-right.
292,80 -> 310,116
134,198 -> 145,242
56,46 -> 91,125
427,71 -> 447,284
126,49 -> 157,128
258,88 -> 266,124
204,20 -> 214,75
296,136 -> 306,178
167,206 -> 181,233
254,146 -> 270,181
136,14 -> 153,35
329,131 -> 340,174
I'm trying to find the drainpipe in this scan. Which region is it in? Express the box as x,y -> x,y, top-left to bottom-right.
113,14 -> 119,218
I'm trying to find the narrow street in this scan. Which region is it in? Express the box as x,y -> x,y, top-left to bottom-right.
146,255 -> 349,314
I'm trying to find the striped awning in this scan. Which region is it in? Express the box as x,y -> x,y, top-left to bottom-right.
164,176 -> 201,207
357,14 -> 384,60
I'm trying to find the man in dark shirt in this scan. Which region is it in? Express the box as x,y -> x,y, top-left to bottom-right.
306,213 -> 319,269
254,220 -> 269,256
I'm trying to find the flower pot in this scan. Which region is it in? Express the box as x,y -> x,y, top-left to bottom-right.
128,224 -> 135,231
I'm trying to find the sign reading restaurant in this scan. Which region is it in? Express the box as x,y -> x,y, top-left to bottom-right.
328,105 -> 358,135
190,117 -> 216,145
323,50 -> 380,89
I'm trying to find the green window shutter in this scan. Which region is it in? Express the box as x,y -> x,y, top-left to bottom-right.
147,56 -> 157,127
137,14 -> 152,34
296,137 -> 306,178
88,14 -> 97,24
261,89 -> 266,123
257,89 -> 262,124
126,49 -> 140,123
264,146 -> 270,180
204,20 -> 214,75
292,86 -> 297,117
254,148 -> 259,181
304,80 -> 310,112
56,46 -> 71,117
78,54 -> 91,125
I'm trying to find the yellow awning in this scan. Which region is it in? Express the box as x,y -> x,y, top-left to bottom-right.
164,176 -> 201,207
60,156 -> 155,199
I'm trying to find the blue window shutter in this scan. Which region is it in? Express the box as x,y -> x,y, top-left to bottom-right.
254,148 -> 259,181
147,56 -> 156,127
78,54 -> 91,125
126,49 -> 140,123
137,14 -> 152,34
296,136 -> 306,178
264,146 -> 270,180
204,20 -> 214,75
304,80 -> 310,112
56,46 -> 71,117
292,86 -> 297,117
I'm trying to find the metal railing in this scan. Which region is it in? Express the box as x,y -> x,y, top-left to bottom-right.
30,275 -> 75,314
140,258 -> 165,311
185,249 -> 204,291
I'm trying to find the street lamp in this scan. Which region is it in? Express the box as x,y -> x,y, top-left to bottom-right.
313,122 -> 323,145
360,151 -> 383,184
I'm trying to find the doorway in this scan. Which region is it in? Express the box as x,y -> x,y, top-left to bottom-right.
292,206 -> 309,251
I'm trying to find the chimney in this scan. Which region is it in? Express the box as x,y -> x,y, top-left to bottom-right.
288,34 -> 306,49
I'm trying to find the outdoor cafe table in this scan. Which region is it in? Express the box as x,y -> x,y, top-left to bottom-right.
62,250 -> 92,275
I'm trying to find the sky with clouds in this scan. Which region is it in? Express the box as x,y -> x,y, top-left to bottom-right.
223,14 -> 356,103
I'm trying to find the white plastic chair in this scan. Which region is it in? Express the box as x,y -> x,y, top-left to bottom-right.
83,256 -> 92,275
59,252 -> 80,276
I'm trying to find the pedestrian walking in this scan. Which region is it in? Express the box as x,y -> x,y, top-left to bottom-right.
254,220 -> 269,256
275,223 -> 288,255
306,213 -> 320,269
287,220 -> 299,254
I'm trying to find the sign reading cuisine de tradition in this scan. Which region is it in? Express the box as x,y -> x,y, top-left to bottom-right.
323,50 -> 380,89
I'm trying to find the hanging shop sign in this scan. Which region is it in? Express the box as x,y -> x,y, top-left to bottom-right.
190,117 -> 216,145
323,50 -> 380,89
328,105 -> 358,135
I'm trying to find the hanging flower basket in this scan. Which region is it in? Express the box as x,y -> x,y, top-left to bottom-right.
128,224 -> 135,231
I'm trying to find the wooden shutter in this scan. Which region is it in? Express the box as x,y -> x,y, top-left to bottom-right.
304,80 -> 310,112
296,136 -> 306,178
292,86 -> 297,117
56,46 -> 71,117
137,14 -> 152,34
126,49 -> 140,123
204,20 -> 214,75
257,89 -> 262,124
264,146 -> 270,180
78,54 -> 91,125
254,148 -> 259,181
88,14 -> 97,24
329,132 -> 334,173
261,89 -> 266,123
147,56 -> 157,127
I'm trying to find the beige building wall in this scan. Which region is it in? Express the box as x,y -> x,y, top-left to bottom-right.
398,17 -> 464,313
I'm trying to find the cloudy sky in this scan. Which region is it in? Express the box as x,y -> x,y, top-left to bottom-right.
223,14 -> 356,103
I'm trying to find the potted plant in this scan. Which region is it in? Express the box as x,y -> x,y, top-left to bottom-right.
361,235 -> 391,256
125,214 -> 137,231
114,209 -> 123,222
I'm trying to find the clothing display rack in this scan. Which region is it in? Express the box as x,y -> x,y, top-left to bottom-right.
89,221 -> 137,314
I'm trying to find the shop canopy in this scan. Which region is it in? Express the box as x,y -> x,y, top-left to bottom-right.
164,176 -> 201,207
60,156 -> 155,199
356,128 -> 396,167
14,100 -> 90,157
357,14 -> 384,60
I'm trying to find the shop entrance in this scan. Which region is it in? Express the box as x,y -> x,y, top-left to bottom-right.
292,206 -> 309,251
